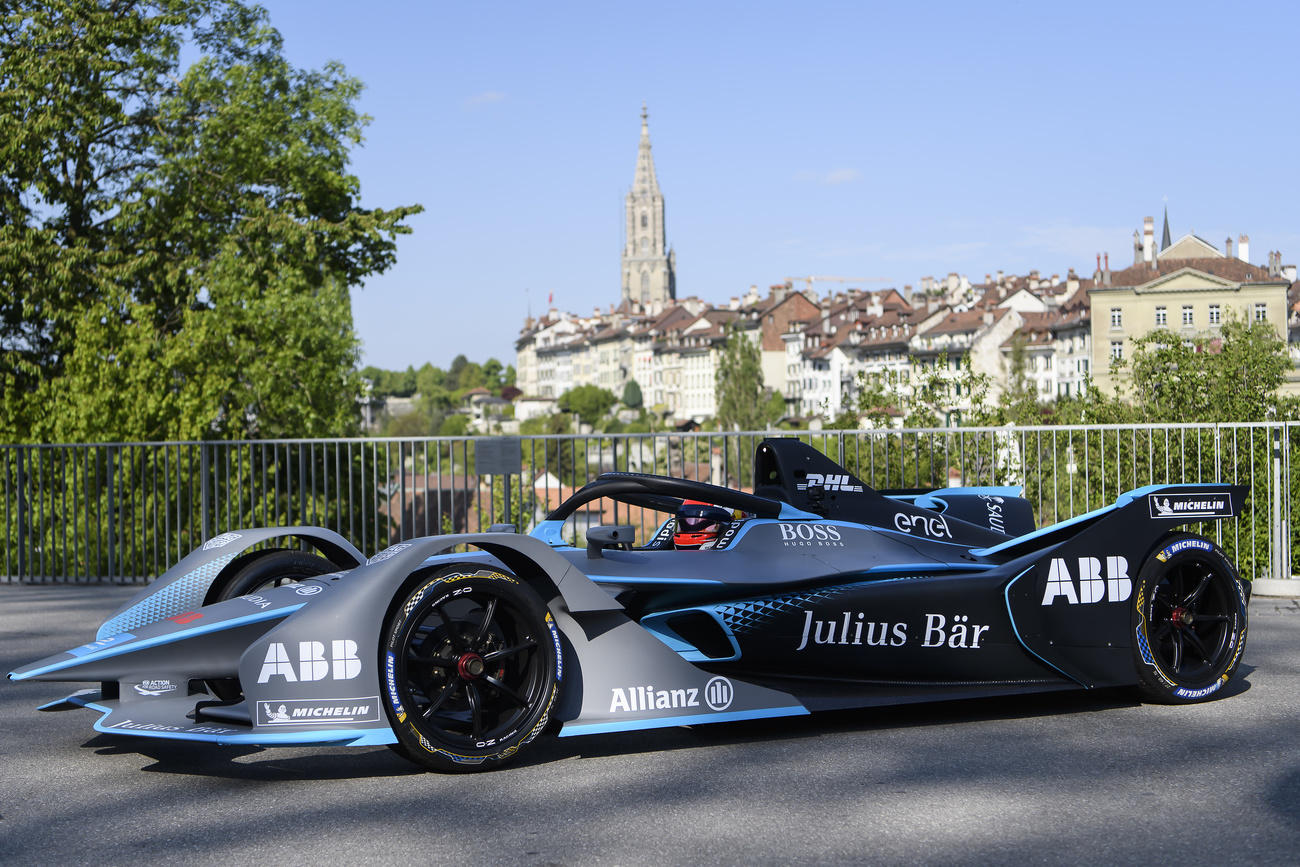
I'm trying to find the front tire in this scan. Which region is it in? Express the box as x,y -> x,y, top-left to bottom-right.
1132,533 -> 1248,703
210,549 -> 335,602
381,567 -> 561,772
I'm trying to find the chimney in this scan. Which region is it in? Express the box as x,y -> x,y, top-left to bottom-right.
1143,216 -> 1154,263
1133,229 -> 1143,266
1284,263 -> 1297,283
1095,253 -> 1102,280
1238,234 -> 1249,264
1104,252 -> 1112,286
1225,237 -> 1233,259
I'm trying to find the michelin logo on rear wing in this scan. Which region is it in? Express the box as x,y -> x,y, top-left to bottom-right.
1147,494 -> 1233,519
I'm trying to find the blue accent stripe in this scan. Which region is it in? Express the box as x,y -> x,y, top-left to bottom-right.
586,574 -> 723,586
558,705 -> 808,737
12,604 -> 305,680
862,562 -> 991,575
1003,566 -> 1080,684
93,717 -> 398,746
777,503 -> 823,520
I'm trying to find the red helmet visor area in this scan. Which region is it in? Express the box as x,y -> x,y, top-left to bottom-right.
673,502 -> 731,547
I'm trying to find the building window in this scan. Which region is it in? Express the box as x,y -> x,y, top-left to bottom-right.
1155,306 -> 1166,327
1110,307 -> 1122,328
1110,341 -> 1123,360
1182,305 -> 1194,326
1209,304 -> 1221,325
1254,303 -> 1268,322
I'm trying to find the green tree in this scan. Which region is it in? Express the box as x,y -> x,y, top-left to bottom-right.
557,384 -> 617,427
622,378 -> 643,409
714,327 -> 767,430
1116,316 -> 1294,422
0,0 -> 420,441
1000,334 -> 1042,425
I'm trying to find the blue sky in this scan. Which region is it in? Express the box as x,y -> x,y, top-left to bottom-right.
257,0 -> 1300,372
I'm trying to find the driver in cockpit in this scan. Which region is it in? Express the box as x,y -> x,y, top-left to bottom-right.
673,500 -> 734,549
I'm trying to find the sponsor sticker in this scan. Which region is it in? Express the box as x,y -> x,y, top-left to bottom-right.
132,679 -> 179,697
169,612 -> 203,625
255,697 -> 381,726
257,639 -> 361,683
202,532 -> 243,551
368,543 -> 413,564
293,584 -> 323,597
544,612 -> 564,682
796,473 -> 863,493
704,676 -> 734,711
1148,494 -> 1233,520
109,720 -> 239,735
608,676 -> 735,714
778,523 -> 845,547
893,512 -> 952,540
1156,538 -> 1215,562
1172,678 -> 1226,700
385,651 -> 406,722
1041,556 -> 1131,605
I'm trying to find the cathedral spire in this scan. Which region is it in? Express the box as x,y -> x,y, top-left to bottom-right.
1161,205 -> 1171,251
622,104 -> 674,308
634,102 -> 660,196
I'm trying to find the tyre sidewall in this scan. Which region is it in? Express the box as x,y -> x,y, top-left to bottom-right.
382,568 -> 561,771
211,550 -> 335,602
1132,534 -> 1248,703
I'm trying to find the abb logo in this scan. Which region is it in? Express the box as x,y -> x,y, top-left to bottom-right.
257,640 -> 361,683
1041,556 -> 1131,605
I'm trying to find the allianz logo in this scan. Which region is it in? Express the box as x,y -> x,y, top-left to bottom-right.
610,676 -> 734,713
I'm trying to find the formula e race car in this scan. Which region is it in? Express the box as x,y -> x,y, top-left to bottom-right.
10,438 -> 1250,772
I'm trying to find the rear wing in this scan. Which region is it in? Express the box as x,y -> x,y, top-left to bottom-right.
972,483 -> 1248,561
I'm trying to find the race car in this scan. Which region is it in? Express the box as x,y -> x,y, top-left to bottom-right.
10,437 -> 1250,772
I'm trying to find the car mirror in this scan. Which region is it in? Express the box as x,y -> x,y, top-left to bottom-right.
586,524 -> 635,559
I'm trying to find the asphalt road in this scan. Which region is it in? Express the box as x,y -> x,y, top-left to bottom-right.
3,584 -> 1299,866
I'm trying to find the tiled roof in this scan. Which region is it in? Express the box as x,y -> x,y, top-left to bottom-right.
1102,257 -> 1275,288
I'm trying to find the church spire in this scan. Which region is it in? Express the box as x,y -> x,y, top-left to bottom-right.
621,104 -> 674,309
634,101 -> 660,196
1160,206 -> 1171,251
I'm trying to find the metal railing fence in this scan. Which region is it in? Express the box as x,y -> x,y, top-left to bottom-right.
2,422 -> 1295,584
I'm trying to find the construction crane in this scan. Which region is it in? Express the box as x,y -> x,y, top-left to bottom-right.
783,275 -> 889,294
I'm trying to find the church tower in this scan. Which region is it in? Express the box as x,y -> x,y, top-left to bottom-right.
621,104 -> 676,309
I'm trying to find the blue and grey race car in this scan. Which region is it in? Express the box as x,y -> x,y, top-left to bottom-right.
10,438 -> 1250,772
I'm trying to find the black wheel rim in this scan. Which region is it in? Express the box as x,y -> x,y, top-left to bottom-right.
395,586 -> 547,748
1148,556 -> 1236,683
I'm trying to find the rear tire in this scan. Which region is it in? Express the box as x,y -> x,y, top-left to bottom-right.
381,567 -> 561,772
1132,534 -> 1248,703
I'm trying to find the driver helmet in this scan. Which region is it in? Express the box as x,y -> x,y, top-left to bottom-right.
674,500 -> 732,549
